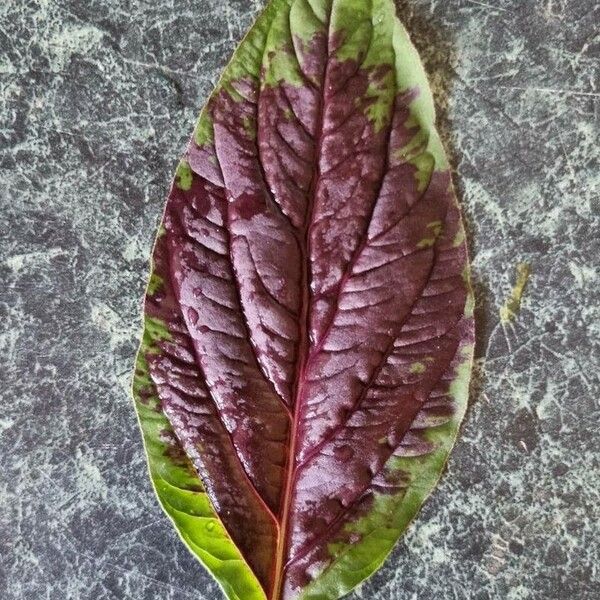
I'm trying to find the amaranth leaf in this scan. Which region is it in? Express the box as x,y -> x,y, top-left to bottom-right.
132,1 -> 475,598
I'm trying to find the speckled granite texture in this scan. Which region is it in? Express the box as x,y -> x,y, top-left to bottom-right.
1,0 -> 598,598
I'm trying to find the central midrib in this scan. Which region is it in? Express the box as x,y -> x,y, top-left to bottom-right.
270,10 -> 334,600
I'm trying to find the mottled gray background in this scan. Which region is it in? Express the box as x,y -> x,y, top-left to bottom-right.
1,0 -> 598,598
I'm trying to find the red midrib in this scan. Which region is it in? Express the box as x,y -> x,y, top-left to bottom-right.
270,15 -> 333,600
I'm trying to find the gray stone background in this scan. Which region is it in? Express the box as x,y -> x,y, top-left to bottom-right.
1,0 -> 598,598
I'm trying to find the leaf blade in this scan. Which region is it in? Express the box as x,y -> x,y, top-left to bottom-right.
132,1 -> 475,598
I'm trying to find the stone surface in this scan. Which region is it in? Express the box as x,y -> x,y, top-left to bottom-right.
0,0 -> 598,598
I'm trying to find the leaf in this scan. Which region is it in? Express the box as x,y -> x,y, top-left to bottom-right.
132,0 -> 475,599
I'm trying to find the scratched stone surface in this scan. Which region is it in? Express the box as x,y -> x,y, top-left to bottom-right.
1,0 -> 598,598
